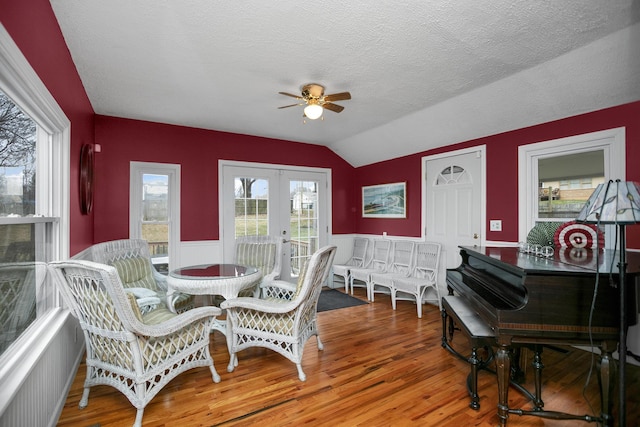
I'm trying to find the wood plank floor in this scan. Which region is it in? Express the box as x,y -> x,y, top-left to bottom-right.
57,288 -> 640,427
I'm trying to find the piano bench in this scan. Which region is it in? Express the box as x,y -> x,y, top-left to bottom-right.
441,295 -> 495,410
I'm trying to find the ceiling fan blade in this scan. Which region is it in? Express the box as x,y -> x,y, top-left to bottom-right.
278,103 -> 302,109
323,92 -> 351,102
323,102 -> 344,113
279,92 -> 303,100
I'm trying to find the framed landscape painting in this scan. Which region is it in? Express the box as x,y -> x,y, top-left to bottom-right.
362,182 -> 406,218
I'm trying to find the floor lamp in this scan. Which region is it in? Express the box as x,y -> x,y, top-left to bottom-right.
576,179 -> 640,427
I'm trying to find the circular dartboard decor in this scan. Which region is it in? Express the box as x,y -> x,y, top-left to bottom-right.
553,220 -> 604,249
79,143 -> 94,215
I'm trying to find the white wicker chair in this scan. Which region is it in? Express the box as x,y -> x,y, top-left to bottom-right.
392,242 -> 442,318
49,260 -> 221,427
234,235 -> 282,297
331,237 -> 368,293
370,240 -> 415,302
349,239 -> 392,300
0,262 -> 47,354
220,245 -> 337,381
74,239 -> 194,313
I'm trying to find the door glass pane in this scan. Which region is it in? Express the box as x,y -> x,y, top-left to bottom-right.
142,174 -> 169,273
289,180 -> 319,277
234,177 -> 268,237
537,151 -> 605,219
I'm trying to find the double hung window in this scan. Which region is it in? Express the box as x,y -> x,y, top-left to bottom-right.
0,28 -> 69,359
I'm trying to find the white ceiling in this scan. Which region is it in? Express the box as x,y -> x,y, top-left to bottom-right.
49,1 -> 640,167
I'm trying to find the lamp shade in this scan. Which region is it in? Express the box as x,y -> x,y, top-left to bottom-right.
575,180 -> 640,224
304,104 -> 323,120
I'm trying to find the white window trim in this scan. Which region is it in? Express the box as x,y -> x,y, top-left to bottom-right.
0,23 -> 70,402
0,24 -> 70,256
129,161 -> 181,270
518,127 -> 626,248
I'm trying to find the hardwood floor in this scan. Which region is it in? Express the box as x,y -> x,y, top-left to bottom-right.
57,288 -> 640,427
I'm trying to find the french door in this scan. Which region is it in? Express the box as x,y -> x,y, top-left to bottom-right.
220,162 -> 330,283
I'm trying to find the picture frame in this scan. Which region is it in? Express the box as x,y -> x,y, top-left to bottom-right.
362,182 -> 406,218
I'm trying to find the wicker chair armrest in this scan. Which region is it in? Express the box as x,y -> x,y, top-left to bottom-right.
260,280 -> 297,300
260,280 -> 296,293
262,271 -> 281,282
130,305 -> 221,337
153,269 -> 169,292
221,296 -> 297,313
136,296 -> 163,312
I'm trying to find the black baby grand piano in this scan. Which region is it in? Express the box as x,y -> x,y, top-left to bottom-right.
446,245 -> 639,426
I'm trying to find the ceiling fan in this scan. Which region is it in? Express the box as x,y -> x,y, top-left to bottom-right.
278,83 -> 351,120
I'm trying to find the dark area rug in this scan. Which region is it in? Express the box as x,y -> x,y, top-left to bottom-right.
317,288 -> 367,312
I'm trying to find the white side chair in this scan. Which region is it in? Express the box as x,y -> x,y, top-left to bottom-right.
48,260 -> 221,427
221,245 -> 337,381
392,242 -> 442,318
349,239 -> 392,301
370,240 -> 415,303
331,237 -> 368,293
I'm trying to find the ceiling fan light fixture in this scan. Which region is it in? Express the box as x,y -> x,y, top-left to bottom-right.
304,104 -> 323,120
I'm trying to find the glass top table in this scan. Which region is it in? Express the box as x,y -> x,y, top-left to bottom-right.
166,263 -> 262,308
167,263 -> 263,344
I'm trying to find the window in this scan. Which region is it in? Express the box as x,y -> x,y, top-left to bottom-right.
537,151 -> 605,219
130,162 -> 180,272
234,176 -> 269,237
0,25 -> 70,360
518,128 -> 625,248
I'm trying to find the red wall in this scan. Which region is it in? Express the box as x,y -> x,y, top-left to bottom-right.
354,101 -> 640,249
3,0 -> 639,251
0,0 -> 96,255
94,116 -> 355,242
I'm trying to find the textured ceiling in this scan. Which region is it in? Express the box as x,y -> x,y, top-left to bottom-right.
50,1 -> 640,167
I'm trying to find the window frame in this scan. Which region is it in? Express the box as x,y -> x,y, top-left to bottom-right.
129,161 -> 181,270
518,127 -> 626,249
0,23 -> 70,369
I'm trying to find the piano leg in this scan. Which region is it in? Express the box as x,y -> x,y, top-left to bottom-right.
532,345 -> 544,410
597,342 -> 616,427
509,347 -> 525,383
496,345 -> 511,426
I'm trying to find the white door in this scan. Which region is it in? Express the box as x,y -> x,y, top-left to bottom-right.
221,162 -> 329,283
425,148 -> 484,277
130,162 -> 181,272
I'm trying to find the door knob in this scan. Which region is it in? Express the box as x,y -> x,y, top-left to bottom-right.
474,233 -> 479,239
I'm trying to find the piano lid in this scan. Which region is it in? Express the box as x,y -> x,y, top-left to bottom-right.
459,246 -> 640,276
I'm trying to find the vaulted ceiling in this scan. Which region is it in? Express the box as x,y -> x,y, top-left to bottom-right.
50,1 -> 640,167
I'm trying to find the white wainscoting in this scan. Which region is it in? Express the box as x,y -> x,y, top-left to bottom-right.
0,309 -> 84,427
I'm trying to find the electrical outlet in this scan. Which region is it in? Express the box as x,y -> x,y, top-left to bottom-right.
490,220 -> 502,231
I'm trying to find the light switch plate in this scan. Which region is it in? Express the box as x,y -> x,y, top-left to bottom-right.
490,220 -> 502,231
